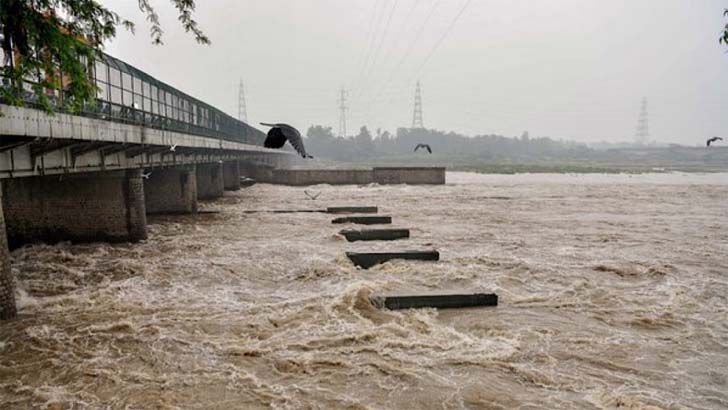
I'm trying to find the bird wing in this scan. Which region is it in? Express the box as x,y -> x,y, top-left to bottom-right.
278,124 -> 309,158
425,144 -> 432,153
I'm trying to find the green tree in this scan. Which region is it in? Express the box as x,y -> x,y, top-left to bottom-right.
0,0 -> 208,112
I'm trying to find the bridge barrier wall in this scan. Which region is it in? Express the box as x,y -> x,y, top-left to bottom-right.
223,161 -> 241,191
144,166 -> 198,214
1,170 -> 147,248
196,163 -> 224,199
0,184 -> 17,319
372,167 -> 446,185
246,167 -> 446,186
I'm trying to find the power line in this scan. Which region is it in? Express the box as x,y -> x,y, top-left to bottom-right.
352,0 -> 401,103
357,0 -> 441,121
413,0 -> 473,78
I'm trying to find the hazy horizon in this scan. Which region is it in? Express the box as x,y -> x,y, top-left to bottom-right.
101,0 -> 728,146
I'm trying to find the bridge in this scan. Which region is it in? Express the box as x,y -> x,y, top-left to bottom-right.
0,52 -> 296,319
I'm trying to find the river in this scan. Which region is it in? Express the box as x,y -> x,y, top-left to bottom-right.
1,172 -> 727,409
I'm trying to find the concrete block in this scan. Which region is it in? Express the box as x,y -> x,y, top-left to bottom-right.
332,216 -> 392,225
240,177 -> 256,188
339,229 -> 409,242
144,166 -> 197,214
196,162 -> 224,200
223,160 -> 241,191
327,206 -> 378,214
2,169 -> 147,247
346,250 -> 439,269
370,293 -> 498,310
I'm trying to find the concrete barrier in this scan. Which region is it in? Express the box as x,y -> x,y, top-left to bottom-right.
332,216 -> 392,225
346,250 -> 439,269
372,167 -> 446,185
340,229 -> 409,242
248,167 -> 445,186
327,206 -> 378,214
370,293 -> 498,310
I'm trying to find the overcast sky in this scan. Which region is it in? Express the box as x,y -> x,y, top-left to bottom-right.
101,0 -> 728,145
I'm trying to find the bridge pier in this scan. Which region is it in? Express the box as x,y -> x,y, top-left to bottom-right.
223,160 -> 241,191
0,183 -> 17,319
196,163 -> 224,200
1,170 -> 147,248
143,166 -> 198,214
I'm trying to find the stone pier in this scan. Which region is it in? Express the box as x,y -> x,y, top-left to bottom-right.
144,166 -> 198,214
0,183 -> 16,319
196,163 -> 225,200
223,160 -> 241,191
1,169 -> 147,248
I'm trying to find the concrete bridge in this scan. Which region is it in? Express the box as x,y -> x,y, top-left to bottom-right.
0,53 -> 294,319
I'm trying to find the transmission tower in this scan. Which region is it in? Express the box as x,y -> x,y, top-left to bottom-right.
338,88 -> 348,138
412,81 -> 424,129
635,97 -> 649,145
238,79 -> 248,123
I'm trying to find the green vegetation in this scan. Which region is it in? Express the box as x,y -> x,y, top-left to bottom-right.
0,0 -> 207,112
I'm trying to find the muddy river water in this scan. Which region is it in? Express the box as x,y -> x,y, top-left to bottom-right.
0,172 -> 727,409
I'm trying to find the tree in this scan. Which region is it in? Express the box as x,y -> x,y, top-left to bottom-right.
0,0 -> 208,112
722,9 -> 728,46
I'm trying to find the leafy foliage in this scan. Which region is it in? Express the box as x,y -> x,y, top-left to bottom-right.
722,9 -> 728,46
0,0 -> 208,113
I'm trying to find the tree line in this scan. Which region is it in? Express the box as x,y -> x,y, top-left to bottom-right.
305,125 -> 592,162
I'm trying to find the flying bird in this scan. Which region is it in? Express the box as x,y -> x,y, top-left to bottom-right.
170,144 -> 177,152
141,171 -> 152,179
706,136 -> 723,147
414,143 -> 432,154
260,123 -> 313,158
304,190 -> 321,200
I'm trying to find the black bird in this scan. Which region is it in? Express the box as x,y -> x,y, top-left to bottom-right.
414,143 -> 432,154
260,123 -> 312,158
706,136 -> 723,147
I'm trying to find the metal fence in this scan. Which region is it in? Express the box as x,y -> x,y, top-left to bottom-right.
1,44 -> 265,146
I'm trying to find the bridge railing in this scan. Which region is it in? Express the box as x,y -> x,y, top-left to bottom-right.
1,46 -> 265,146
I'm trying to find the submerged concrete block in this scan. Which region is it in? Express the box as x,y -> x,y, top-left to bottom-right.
370,293 -> 498,310
327,206 -> 378,214
346,250 -> 439,269
339,228 -> 410,242
239,177 -> 256,188
332,216 -> 392,225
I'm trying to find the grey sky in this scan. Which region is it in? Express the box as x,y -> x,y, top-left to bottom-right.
103,0 -> 728,145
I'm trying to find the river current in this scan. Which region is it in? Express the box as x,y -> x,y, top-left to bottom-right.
0,172 -> 727,409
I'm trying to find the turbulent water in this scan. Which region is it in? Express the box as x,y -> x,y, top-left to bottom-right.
1,172 -> 727,409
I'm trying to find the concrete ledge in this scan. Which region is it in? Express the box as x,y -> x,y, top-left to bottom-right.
346,250 -> 439,269
340,229 -> 410,242
327,206 -> 378,214
370,293 -> 498,310
250,167 -> 445,186
332,216 -> 392,225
